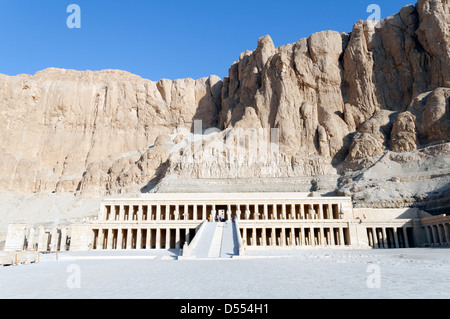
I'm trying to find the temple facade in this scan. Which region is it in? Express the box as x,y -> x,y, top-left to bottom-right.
4,193 -> 450,255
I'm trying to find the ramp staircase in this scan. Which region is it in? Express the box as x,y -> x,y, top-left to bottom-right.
182,221 -> 240,259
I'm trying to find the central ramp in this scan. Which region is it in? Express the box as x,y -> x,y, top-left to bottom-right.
187,222 -> 240,259
220,221 -> 239,258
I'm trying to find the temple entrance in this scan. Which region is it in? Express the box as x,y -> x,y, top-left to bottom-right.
216,205 -> 227,221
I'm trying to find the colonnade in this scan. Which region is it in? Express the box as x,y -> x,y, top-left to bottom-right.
366,226 -> 413,249
91,227 -> 197,250
240,226 -> 350,247
102,202 -> 343,222
4,224 -> 70,253
424,223 -> 450,247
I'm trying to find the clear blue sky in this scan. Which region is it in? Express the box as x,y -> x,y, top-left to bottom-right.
0,0 -> 415,81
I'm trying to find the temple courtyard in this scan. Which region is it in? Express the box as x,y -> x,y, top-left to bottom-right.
0,248 -> 449,299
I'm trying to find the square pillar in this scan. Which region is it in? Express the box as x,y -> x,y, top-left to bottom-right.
156,205 -> 161,221
393,228 -> 400,248
339,227 -> 345,246
185,228 -> 190,245
166,228 -> 171,249
117,228 -> 123,250
106,229 -> 113,250
175,228 -> 180,249
136,228 -> 142,250
138,206 -> 143,221
193,205 -> 198,221
155,228 -> 161,249
146,228 -> 151,250
403,226 -> 410,248
125,229 -> 132,249
119,205 -> 124,221
262,227 -> 267,247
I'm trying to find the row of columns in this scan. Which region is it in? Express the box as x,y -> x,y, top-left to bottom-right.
103,203 -> 343,222
93,227 -> 195,250
5,226 -> 69,253
104,204 -> 207,222
366,227 -> 411,249
424,223 -> 450,247
240,226 -> 350,247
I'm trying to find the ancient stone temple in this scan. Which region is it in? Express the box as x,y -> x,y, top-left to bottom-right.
5,192 -> 450,256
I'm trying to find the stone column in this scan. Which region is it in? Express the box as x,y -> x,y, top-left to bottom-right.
291,204 -> 296,220
155,228 -> 161,249
403,226 -> 410,248
97,228 -> 104,250
184,204 -> 189,221
50,228 -> 59,252
27,228 -> 36,251
185,228 -> 190,245
392,228 -> 400,248
156,205 -> 161,221
138,206 -> 143,221
262,228 -> 267,247
193,205 -> 198,221
252,227 -> 257,246
443,224 -> 450,245
175,228 -> 180,249
319,205 -> 324,220
310,205 -> 315,220
146,229 -> 151,250
126,228 -> 132,250
148,205 -> 153,221
282,204 -> 286,220
300,204 -> 305,220
280,228 -> 285,246
319,227 -> 325,246
106,229 -> 113,250
381,227 -> 388,248
264,204 -> 268,221
291,227 -> 296,246
118,205 -> 124,221
331,228 -> 336,246
117,228 -> 123,250
425,226 -> 432,246
310,228 -> 315,246
328,203 -> 333,220
254,205 -> 259,221
298,227 -> 303,246
339,228 -> 345,246
437,224 -> 445,246
136,228 -> 142,250
202,204 -> 207,220
245,205 -> 250,220
166,228 -> 171,249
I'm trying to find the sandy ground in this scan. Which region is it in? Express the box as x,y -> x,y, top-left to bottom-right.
0,248 -> 449,299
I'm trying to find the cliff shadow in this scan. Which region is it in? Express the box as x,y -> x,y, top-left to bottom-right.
190,77 -> 223,134
140,159 -> 170,193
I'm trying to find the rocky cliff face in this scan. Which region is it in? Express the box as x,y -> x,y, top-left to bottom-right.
0,0 -> 448,212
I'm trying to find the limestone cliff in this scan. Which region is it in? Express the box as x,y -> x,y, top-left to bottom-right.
0,0 -> 449,213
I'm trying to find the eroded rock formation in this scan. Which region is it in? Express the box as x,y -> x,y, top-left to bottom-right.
0,0 -> 448,211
